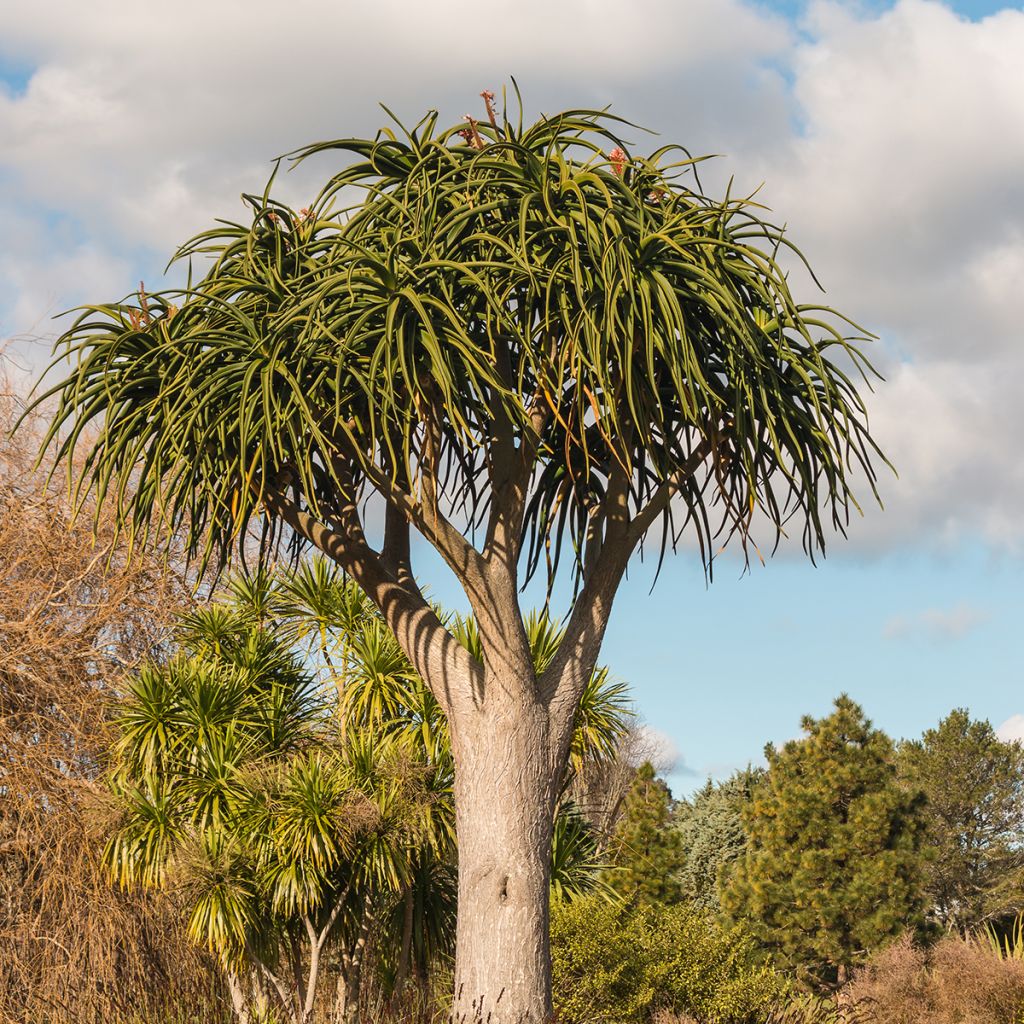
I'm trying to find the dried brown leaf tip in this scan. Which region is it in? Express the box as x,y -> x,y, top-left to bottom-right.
609,147 -> 627,177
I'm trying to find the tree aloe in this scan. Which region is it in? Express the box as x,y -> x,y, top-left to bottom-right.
35,91 -> 885,1021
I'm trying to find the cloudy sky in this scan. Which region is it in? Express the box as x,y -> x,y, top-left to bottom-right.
2,0 -> 1022,793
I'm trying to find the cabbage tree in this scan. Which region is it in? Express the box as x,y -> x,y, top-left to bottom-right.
35,93 -> 884,1021
105,590 -> 431,1024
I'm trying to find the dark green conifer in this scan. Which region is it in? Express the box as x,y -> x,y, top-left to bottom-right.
722,696 -> 927,990
898,708 -> 1024,930
608,762 -> 683,904
676,767 -> 762,913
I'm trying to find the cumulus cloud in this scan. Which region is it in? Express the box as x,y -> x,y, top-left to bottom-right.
0,0 -> 791,375
742,0 -> 1024,555
632,724 -> 686,775
882,600 -> 989,640
997,714 -> 1024,743
2,0 -> 1023,556
0,0 -> 789,252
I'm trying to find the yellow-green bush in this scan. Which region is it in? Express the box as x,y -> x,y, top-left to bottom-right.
550,896 -> 791,1023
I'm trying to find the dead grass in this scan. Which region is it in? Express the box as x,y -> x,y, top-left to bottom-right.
848,932 -> 1024,1024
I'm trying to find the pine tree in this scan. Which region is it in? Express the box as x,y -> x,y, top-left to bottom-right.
675,767 -> 762,913
898,709 -> 1024,930
608,762 -> 683,904
722,696 -> 927,990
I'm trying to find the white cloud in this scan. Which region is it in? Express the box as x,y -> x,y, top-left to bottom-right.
0,0 -> 789,252
736,0 -> 1024,555
846,359 -> 1024,553
758,1 -> 1024,363
882,600 -> 988,640
633,724 -> 682,775
0,0 -> 790,372
997,715 -> 1024,744
2,0 -> 1024,555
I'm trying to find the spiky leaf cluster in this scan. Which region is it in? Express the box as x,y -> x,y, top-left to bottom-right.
35,96 -> 884,582
105,600 -> 427,969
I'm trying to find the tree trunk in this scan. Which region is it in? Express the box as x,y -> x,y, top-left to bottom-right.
393,885 -> 415,998
335,904 -> 374,1024
450,697 -> 561,1024
225,970 -> 251,1024
333,970 -> 358,1024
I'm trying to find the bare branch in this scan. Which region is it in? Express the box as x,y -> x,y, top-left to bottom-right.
327,430 -> 490,594
253,958 -> 292,1018
540,437 -> 714,742
263,484 -> 480,717
627,438 -> 714,548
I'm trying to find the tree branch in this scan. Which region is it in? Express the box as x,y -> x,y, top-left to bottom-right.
540,437 -> 714,749
326,420 -> 487,587
627,439 -> 713,549
380,497 -> 422,596
263,483 -> 480,718
320,434 -> 534,708
351,453 -> 491,595
316,879 -> 355,951
482,334 -> 554,572
251,958 -> 292,1020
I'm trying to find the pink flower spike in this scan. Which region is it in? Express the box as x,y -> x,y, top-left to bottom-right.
481,90 -> 498,128
609,147 -> 627,177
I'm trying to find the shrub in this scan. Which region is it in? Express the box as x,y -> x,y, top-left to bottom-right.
846,932 -> 1024,1023
551,895 -> 791,1023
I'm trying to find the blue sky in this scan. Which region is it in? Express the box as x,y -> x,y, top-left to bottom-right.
418,538 -> 1024,795
2,0 -> 1022,796
763,0 -> 1017,16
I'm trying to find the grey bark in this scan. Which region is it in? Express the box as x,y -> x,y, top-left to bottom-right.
449,694 -> 564,1023
226,970 -> 251,1024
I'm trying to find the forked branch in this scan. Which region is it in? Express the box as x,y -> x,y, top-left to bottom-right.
263,483 -> 480,717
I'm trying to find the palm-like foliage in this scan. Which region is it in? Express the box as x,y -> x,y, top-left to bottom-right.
34,96 -> 882,580
105,597 -> 431,1023
104,560 -> 628,1021
550,803 -> 617,904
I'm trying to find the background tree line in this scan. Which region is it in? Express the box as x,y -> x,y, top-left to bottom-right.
4,378 -> 1024,1024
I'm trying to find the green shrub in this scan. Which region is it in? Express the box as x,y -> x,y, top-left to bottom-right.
551,895 -> 791,1023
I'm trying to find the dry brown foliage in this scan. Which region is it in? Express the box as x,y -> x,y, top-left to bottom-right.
848,933 -> 1024,1024
570,726 -> 674,848
0,377 -> 227,1023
